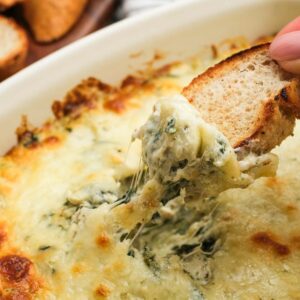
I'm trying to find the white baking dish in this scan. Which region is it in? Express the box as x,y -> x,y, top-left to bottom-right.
0,0 -> 299,153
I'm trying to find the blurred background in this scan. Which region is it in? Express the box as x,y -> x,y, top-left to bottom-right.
0,0 -> 182,82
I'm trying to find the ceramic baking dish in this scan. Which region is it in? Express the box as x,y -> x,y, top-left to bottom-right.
0,0 -> 299,153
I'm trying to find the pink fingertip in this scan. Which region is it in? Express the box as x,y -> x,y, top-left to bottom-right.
279,59 -> 300,75
277,16 -> 300,36
270,31 -> 300,61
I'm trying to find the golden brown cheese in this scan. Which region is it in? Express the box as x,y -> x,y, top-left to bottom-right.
0,57 -> 207,299
1,36 -> 300,300
203,139 -> 300,299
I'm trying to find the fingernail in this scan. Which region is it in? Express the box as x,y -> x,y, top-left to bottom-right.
270,31 -> 300,61
278,59 -> 300,75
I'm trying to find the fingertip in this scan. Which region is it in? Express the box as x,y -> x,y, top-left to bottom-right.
278,59 -> 300,75
270,31 -> 300,61
277,16 -> 300,36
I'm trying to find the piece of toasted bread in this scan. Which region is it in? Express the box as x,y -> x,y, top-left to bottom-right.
23,0 -> 88,43
0,15 -> 28,81
183,43 -> 300,154
0,0 -> 22,11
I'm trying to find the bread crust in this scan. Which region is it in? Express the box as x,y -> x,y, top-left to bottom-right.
23,0 -> 89,43
0,16 -> 28,81
183,43 -> 300,153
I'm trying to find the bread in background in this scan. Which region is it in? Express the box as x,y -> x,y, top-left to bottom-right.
0,0 -> 23,11
0,15 -> 28,80
23,0 -> 89,43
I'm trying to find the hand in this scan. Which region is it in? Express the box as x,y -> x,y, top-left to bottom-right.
270,17 -> 300,74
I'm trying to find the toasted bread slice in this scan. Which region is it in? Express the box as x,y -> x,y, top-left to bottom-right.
0,16 -> 28,81
23,0 -> 88,43
182,43 -> 300,154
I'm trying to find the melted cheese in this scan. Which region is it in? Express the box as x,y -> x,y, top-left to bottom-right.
136,95 -> 277,204
0,37 -> 299,300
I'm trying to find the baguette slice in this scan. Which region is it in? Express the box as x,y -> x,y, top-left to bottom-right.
23,0 -> 88,43
182,43 -> 300,154
0,16 -> 28,81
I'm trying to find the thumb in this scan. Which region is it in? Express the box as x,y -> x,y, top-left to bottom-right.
269,31 -> 300,74
278,59 -> 300,75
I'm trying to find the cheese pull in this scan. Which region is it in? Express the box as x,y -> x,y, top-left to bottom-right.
137,95 -> 278,204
